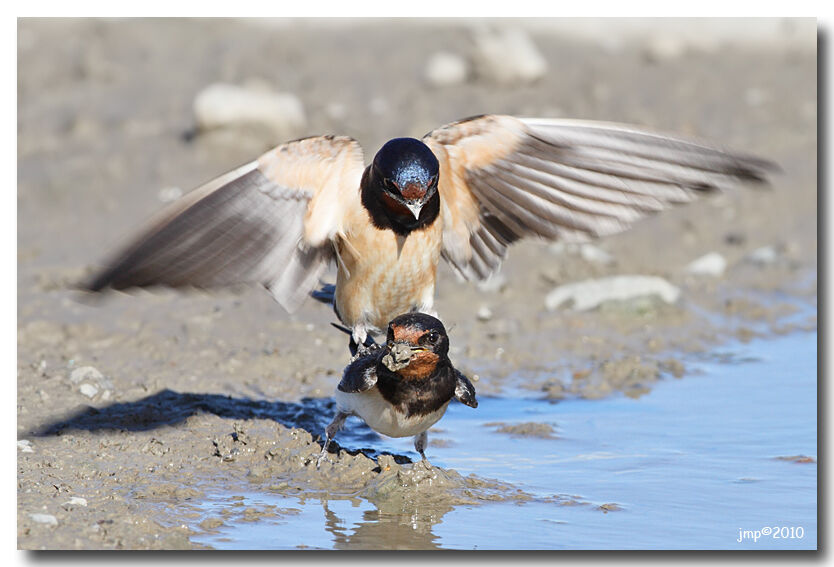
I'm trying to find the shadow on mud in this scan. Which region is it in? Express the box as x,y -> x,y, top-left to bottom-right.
28,389 -> 412,464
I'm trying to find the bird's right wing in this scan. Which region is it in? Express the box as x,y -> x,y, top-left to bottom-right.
337,355 -> 379,394
84,135 -> 365,313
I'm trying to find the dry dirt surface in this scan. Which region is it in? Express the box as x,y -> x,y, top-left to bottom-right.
17,18 -> 816,549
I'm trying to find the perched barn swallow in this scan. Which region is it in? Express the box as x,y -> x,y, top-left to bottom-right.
318,312 -> 477,465
85,115 -> 776,350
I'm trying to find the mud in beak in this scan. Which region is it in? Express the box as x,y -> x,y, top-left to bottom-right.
382,342 -> 425,372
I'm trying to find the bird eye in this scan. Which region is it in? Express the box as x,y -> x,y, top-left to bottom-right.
424,331 -> 440,345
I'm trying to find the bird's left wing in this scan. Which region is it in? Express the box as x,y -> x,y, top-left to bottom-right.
84,135 -> 365,312
423,115 -> 778,282
453,369 -> 478,408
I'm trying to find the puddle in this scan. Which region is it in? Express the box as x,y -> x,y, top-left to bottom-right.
191,330 -> 817,550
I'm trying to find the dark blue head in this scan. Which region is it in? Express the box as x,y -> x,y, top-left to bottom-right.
371,138 -> 440,220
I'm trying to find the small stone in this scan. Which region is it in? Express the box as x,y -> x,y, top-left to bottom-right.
18,440 -> 33,453
193,82 -> 306,140
79,383 -> 99,398
30,513 -> 58,526
579,244 -> 614,265
425,51 -> 469,87
746,246 -> 778,266
472,27 -> 547,84
63,497 -> 88,507
69,366 -> 103,385
686,252 -> 727,277
476,305 -> 493,321
545,275 -> 680,311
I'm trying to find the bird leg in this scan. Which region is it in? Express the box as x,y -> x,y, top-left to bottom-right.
317,411 -> 349,468
413,430 -> 429,464
349,324 -> 378,357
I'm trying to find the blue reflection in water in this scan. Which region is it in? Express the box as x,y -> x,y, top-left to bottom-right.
192,330 -> 817,550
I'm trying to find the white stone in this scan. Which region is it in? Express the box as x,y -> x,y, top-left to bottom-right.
69,366 -> 103,385
686,252 -> 727,277
545,275 -> 681,311
425,51 -> 469,87
193,83 -> 306,139
63,497 -> 88,507
30,513 -> 58,526
18,440 -> 33,453
477,305 -> 493,321
472,27 -> 548,84
579,244 -> 614,265
746,246 -> 778,265
79,383 -> 99,398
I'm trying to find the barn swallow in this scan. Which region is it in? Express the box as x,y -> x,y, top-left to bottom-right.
318,312 -> 477,466
84,115 -> 777,350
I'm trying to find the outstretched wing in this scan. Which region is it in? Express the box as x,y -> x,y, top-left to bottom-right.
423,115 -> 778,281
84,135 -> 365,312
453,369 -> 478,408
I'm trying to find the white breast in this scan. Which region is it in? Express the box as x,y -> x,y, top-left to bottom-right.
334,387 -> 450,439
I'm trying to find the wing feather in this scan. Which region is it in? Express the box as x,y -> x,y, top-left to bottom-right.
425,115 -> 777,282
85,136 -> 365,313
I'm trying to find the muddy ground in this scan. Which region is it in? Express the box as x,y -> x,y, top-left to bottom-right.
17,18 -> 816,549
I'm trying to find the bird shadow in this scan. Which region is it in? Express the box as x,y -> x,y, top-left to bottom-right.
27,388 -> 412,464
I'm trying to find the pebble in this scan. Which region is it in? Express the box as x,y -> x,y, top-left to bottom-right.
69,366 -> 103,385
424,51 -> 469,87
579,244 -> 614,265
30,513 -> 58,526
545,275 -> 681,311
63,497 -> 88,507
193,82 -> 306,139
476,305 -> 493,321
746,246 -> 778,266
18,440 -> 33,453
472,27 -> 547,84
686,252 -> 727,277
79,383 -> 99,398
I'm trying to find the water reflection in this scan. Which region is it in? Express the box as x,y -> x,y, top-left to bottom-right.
323,496 -> 446,550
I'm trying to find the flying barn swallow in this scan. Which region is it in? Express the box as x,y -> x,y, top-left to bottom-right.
318,312 -> 477,465
85,115 -> 776,350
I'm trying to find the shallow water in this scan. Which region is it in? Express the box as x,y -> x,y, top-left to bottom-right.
191,330 -> 817,550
